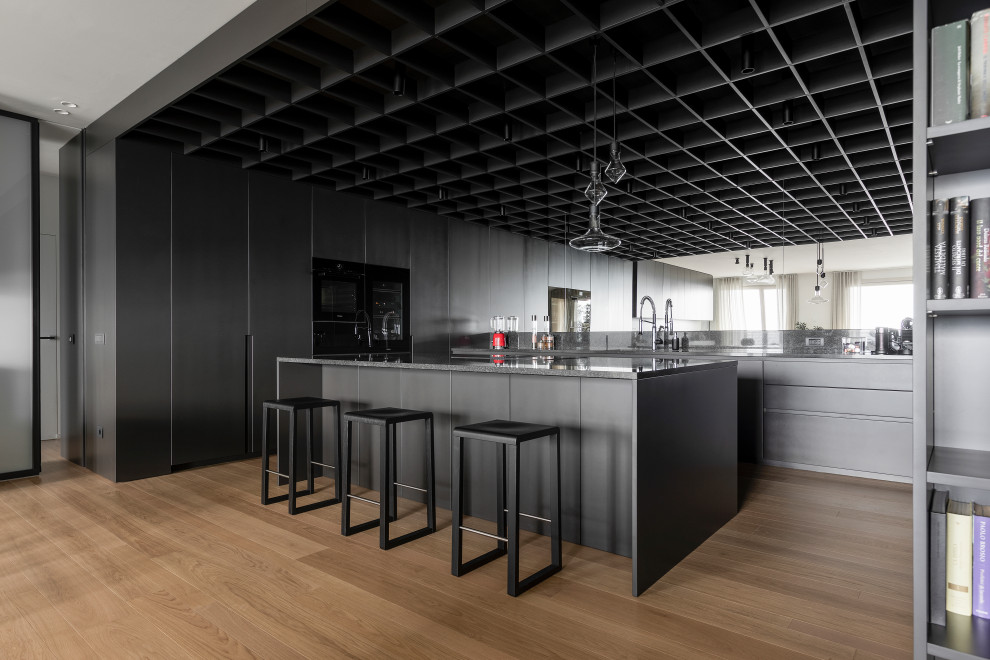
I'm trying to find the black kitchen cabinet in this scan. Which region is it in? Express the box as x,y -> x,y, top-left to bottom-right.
313,187 -> 365,262
249,172 -> 312,452
171,155 -> 250,466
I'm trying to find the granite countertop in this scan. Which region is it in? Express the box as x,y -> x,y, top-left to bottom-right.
280,354 -> 737,380
449,347 -> 912,362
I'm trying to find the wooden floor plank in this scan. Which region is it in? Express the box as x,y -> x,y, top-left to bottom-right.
0,440 -> 912,659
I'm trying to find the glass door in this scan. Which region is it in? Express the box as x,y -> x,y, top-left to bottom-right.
0,111 -> 39,479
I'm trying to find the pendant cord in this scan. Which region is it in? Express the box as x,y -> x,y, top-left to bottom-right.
612,50 -> 617,145
592,41 -> 598,165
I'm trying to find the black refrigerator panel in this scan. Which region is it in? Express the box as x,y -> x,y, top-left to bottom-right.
367,264 -> 411,352
171,155 -> 250,467
250,172 -> 312,453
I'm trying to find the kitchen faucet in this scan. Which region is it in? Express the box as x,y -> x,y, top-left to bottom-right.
638,295 -> 658,350
382,311 -> 397,351
354,310 -> 372,349
664,298 -> 674,349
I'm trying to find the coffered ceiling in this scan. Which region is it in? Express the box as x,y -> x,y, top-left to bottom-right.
126,0 -> 913,261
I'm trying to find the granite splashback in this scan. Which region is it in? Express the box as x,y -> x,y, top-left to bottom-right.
455,328 -> 882,355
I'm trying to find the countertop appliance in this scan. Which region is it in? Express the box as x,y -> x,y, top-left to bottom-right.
874,326 -> 901,355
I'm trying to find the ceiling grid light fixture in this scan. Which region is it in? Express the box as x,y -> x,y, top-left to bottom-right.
604,50 -> 625,184
571,38 -> 620,253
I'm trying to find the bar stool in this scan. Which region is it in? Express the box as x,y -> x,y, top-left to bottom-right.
340,407 -> 436,549
261,396 -> 341,515
451,419 -> 562,597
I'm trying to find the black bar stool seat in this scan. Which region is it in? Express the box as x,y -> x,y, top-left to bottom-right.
451,419 -> 562,597
261,396 -> 341,515
341,407 -> 436,550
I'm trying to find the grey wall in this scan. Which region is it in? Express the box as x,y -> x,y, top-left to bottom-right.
58,133 -> 84,465
634,260 -> 714,325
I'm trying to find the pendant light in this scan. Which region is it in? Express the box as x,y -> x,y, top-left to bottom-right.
604,50 -> 626,184
570,203 -> 621,252
808,241 -> 829,303
584,40 -> 607,206
741,253 -> 756,280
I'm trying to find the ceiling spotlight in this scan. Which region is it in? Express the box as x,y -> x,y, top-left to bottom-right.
810,143 -> 821,161
839,183 -> 847,196
781,100 -> 794,127
53,108 -> 70,115
60,101 -> 78,108
739,46 -> 756,76
362,166 -> 372,180
392,67 -> 406,96
503,120 -> 512,142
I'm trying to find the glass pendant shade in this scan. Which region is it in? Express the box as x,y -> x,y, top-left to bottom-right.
808,285 -> 828,304
570,205 -> 620,252
605,142 -> 626,183
584,160 -> 607,206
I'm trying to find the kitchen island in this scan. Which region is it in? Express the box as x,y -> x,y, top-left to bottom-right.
277,354 -> 738,596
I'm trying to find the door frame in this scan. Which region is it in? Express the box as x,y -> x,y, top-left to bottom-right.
0,109 -> 40,479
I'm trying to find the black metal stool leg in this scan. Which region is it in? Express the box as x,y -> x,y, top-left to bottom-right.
288,409 -> 297,515
261,406 -> 270,504
388,423 -> 398,523
379,423 -> 391,549
306,408 -> 315,494
426,416 -> 436,532
334,405 -> 343,501
506,443 -> 520,596
341,420 -> 352,535
550,432 -> 562,570
451,435 -> 463,575
496,443 -> 506,552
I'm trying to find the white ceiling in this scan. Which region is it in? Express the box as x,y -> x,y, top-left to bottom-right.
658,233 -> 914,278
0,0 -> 257,172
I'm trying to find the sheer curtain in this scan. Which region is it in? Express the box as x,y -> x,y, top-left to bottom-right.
830,271 -> 862,329
713,277 -> 745,330
774,273 -> 798,330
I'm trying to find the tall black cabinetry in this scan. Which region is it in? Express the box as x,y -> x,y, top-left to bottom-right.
171,156 -> 250,466
249,172 -> 312,452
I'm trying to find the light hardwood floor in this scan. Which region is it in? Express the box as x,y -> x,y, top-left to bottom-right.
0,440 -> 911,658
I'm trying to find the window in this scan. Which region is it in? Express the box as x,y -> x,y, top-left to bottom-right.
860,282 -> 913,329
740,286 -> 780,331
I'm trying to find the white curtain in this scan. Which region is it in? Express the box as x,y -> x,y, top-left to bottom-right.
713,277 -> 745,330
774,274 -> 799,330
830,271 -> 862,329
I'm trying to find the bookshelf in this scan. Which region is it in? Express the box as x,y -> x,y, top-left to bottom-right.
915,1 -> 990,658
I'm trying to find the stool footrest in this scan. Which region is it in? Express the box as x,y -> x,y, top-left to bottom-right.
505,509 -> 551,524
310,461 -> 336,470
264,469 -> 289,479
460,525 -> 508,543
395,482 -> 427,493
347,493 -> 380,506
454,547 -> 507,577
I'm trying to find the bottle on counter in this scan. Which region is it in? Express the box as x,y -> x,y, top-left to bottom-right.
671,333 -> 680,351
544,315 -> 554,351
531,314 -> 538,350
680,333 -> 689,351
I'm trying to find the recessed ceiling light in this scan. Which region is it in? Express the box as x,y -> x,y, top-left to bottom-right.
53,109 -> 70,115
60,101 -> 78,108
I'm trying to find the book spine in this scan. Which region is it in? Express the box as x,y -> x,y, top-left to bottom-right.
933,199 -> 950,300
973,10 -> 990,118
951,196 -> 971,299
948,509 -> 974,616
931,504 -> 948,624
933,20 -> 971,124
976,515 -> 990,618
972,198 -> 990,298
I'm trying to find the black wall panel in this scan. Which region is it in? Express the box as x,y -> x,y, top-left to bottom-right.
58,133 -> 85,466
313,187 -> 365,262
249,172 -> 313,453
115,139 -> 173,480
171,155 -> 249,466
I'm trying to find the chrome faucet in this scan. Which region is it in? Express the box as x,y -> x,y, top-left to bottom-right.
638,295 -> 658,350
354,310 -> 373,348
382,311 -> 397,351
664,298 -> 674,349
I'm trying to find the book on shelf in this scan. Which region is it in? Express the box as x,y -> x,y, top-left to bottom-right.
933,19 -> 971,125
933,199 -> 950,300
931,489 -> 949,625
976,504 -> 990,618
973,10 -> 990,118
948,499 -> 974,616
951,196 -> 971,299
972,198 -> 990,298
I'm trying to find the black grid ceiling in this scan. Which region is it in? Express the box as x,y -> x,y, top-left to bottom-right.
127,0 -> 914,261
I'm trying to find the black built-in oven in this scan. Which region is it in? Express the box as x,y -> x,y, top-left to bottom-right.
312,259 -> 411,355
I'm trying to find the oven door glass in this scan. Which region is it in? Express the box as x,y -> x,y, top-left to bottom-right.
317,278 -> 361,321
370,279 -> 404,341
